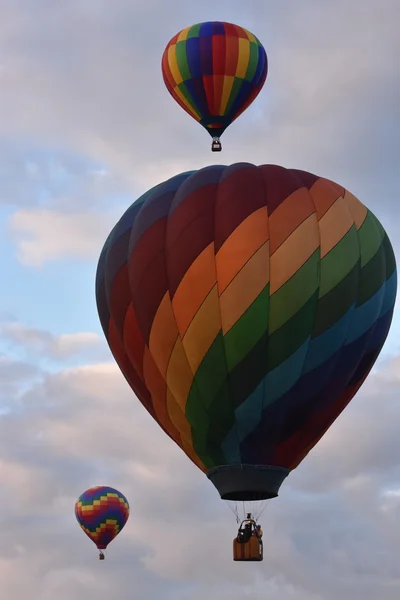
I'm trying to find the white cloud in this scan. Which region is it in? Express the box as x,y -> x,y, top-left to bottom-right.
0,143 -> 132,209
0,0 -> 397,197
1,350 -> 400,598
0,0 -> 397,268
8,208 -> 115,266
1,321 -> 106,360
0,354 -> 40,411
0,2 -> 399,598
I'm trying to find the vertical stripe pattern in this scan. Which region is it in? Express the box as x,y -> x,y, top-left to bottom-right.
162,22 -> 268,138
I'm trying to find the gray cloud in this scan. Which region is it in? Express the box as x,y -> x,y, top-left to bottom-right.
0,142 -> 132,210
0,0 -> 398,198
0,356 -> 40,416
0,320 -> 111,363
0,0 -> 397,268
1,351 -> 400,599
7,208 -> 118,266
0,2 -> 399,598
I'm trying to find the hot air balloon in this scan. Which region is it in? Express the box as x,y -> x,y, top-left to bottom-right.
75,486 -> 130,559
162,22 -> 268,152
95,164 -> 396,561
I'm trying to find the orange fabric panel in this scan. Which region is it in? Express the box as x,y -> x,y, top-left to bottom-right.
309,178 -> 343,219
270,214 -> 319,294
182,285 -> 221,373
172,243 -> 216,337
216,207 -> 269,294
219,242 -> 270,334
318,197 -> 354,258
149,292 -> 179,378
343,190 -> 368,230
269,187 -> 315,254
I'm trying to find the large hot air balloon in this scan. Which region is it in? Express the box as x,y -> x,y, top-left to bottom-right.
95,164 -> 396,557
75,486 -> 130,559
162,22 -> 268,152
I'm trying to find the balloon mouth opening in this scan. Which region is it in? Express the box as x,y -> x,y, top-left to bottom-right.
96,544 -> 107,550
206,464 -> 290,501
220,490 -> 276,501
201,116 -> 230,138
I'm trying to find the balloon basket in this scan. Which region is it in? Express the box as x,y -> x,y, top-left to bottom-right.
233,536 -> 263,562
211,139 -> 222,152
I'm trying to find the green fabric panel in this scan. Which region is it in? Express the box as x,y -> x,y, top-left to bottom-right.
187,391 -> 218,468
192,432 -> 218,468
177,81 -> 201,115
223,284 -> 270,372
207,379 -> 236,443
186,334 -> 235,464
245,42 -> 259,81
269,250 -> 320,333
185,384 -> 210,432
319,227 -> 359,298
206,446 -> 226,466
267,291 -> 318,370
312,261 -> 360,336
220,332 -> 268,412
357,242 -> 385,306
225,77 -> 246,115
195,435 -> 225,467
188,332 -> 228,410
358,211 -> 385,268
187,24 -> 202,38
382,234 -> 396,278
191,381 -> 232,468
369,211 -> 385,239
175,41 -> 191,80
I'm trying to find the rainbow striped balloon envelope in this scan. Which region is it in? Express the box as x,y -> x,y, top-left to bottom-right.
96,163 -> 396,502
162,22 -> 268,143
75,486 -> 130,553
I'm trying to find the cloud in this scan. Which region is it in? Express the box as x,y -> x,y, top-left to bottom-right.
1,343 -> 400,599
0,2 -> 399,598
0,0 -> 398,198
7,208 -> 115,266
0,0 -> 397,270
0,354 -> 41,411
0,142 -> 133,210
0,321 -> 108,362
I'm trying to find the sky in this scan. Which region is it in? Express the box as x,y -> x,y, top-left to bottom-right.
0,0 -> 399,598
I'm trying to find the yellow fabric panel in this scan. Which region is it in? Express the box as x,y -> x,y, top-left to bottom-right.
220,76 -> 235,113
216,207 -> 269,294
166,337 -> 194,411
219,242 -> 270,334
270,214 -> 319,294
174,85 -> 201,120
166,387 -> 193,443
167,46 -> 183,85
343,190 -> 368,230
177,27 -> 191,42
173,243 -> 216,337
149,292 -> 178,378
182,285 -> 221,374
236,38 -> 250,78
318,197 -> 353,258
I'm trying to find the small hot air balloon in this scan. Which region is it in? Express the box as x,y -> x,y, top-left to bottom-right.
162,22 -> 268,151
95,164 -> 396,561
75,486 -> 130,559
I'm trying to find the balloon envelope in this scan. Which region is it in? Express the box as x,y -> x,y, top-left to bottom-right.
162,22 -> 268,140
96,164 -> 396,501
75,486 -> 130,550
